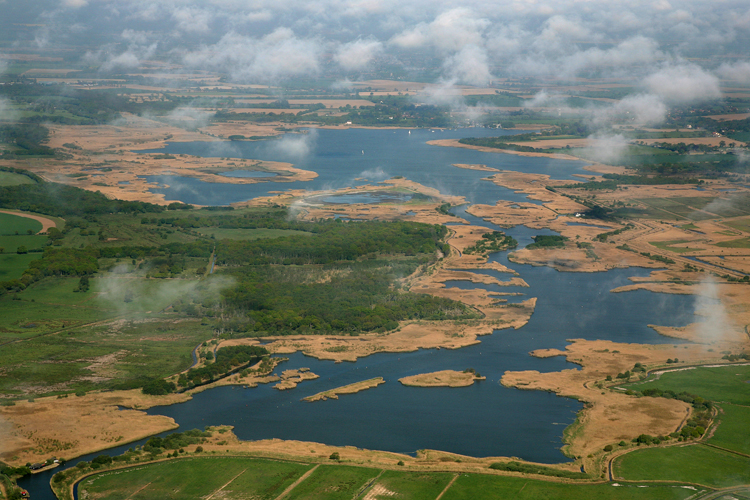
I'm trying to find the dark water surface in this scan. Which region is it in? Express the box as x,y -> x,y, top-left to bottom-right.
21,128 -> 703,498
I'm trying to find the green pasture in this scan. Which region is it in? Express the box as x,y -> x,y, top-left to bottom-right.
441,473 -> 695,500
0,234 -> 46,253
79,457 -> 312,500
716,237 -> 750,248
73,457 -> 709,500
614,444 -> 750,488
709,404 -> 750,455
0,212 -> 42,235
285,464 -> 380,500
647,240 -> 702,253
0,312 -> 209,396
0,252 -> 40,280
0,171 -> 36,186
623,364 -> 750,406
367,470 -> 453,499
195,227 -> 313,241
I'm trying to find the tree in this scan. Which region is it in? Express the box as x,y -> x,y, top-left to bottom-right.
16,245 -> 27,254
329,452 -> 340,460
74,275 -> 90,293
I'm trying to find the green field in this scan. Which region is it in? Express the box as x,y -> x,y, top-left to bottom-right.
442,474 -> 696,500
614,444 -> 750,488
716,237 -> 750,248
624,365 -> 750,406
648,240 -> 702,253
78,457 -> 313,500
0,212 -> 42,235
369,470 -> 453,499
76,459 -> 701,500
195,227 -> 314,240
0,171 -> 36,186
708,404 -> 750,455
0,252 -> 40,280
285,464 -> 380,500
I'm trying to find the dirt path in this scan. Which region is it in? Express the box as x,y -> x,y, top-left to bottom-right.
0,209 -> 57,233
126,481 -> 152,499
205,468 -> 247,500
435,474 -> 458,500
274,464 -> 319,500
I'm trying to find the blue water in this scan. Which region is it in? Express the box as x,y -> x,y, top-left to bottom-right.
20,128 -> 705,499
219,170 -> 278,178
139,128 -> 591,207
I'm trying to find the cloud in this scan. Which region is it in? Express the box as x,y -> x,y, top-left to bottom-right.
442,44 -> 492,86
85,42 -> 158,72
62,0 -> 88,8
182,29 -> 322,82
263,129 -> 318,160
579,134 -> 630,163
420,79 -> 464,108
334,38 -> 383,71
642,63 -> 722,104
172,7 -> 213,34
590,93 -> 668,128
693,276 -> 734,343
716,61 -> 750,84
390,7 -> 489,54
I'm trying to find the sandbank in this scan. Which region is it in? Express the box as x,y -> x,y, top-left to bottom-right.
427,139 -> 582,160
399,370 -> 485,387
303,377 -> 385,401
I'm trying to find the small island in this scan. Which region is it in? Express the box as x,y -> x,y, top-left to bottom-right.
399,369 -> 486,388
302,377 -> 385,402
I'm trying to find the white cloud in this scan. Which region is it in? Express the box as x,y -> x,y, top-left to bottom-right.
716,61 -> 750,84
62,0 -> 88,8
642,64 -> 722,104
334,38 -> 383,71
390,7 -> 488,53
591,93 -> 668,128
442,44 -> 492,86
172,7 -> 213,34
182,29 -> 322,82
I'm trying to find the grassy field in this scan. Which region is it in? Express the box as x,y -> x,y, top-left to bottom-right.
623,365 -> 750,406
440,473 -> 695,500
0,212 -> 43,234
284,464 -> 380,500
74,457 -> 707,500
195,227 -> 313,240
0,313 -> 211,395
368,470 -> 453,499
78,457 -> 313,500
0,171 -> 36,186
648,240 -> 702,253
708,403 -> 750,455
0,252 -> 40,280
716,237 -> 750,248
614,444 -> 750,488
0,273 -> 221,396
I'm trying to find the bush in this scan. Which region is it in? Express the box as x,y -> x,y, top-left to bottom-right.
329,452 -> 340,460
603,444 -> 613,452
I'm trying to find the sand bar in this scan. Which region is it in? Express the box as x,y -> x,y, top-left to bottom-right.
399,370 -> 485,387
303,377 -> 385,401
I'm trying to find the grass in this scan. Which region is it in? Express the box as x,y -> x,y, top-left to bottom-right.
0,252 -> 40,280
285,464 -> 380,500
716,237 -> 750,248
365,470 -> 453,500
442,473 -> 696,500
708,404 -> 750,455
623,365 -> 750,406
0,234 -> 47,253
0,273 -> 221,397
195,227 -> 314,240
0,313 -> 211,395
0,171 -> 36,186
79,457 -> 312,500
614,444 -> 750,488
647,240 -> 702,253
0,212 -> 42,235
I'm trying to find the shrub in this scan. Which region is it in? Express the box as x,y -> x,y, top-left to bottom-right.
329,452 -> 340,460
